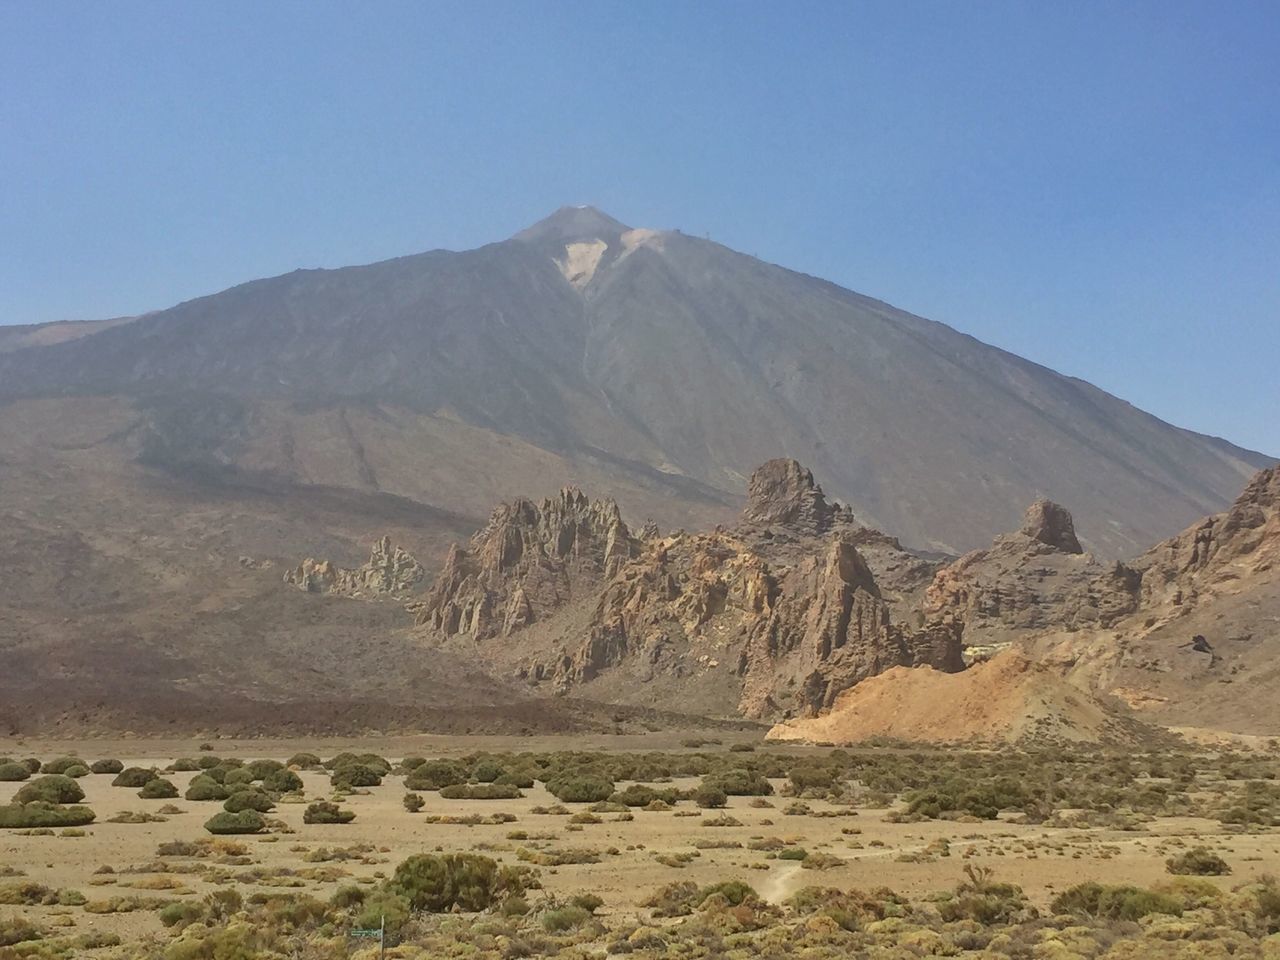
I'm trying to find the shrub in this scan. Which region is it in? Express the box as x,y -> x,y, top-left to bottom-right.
0,802 -> 96,828
262,768 -> 303,794
13,775 -> 84,805
472,759 -> 506,783
331,764 -> 382,789
185,776 -> 230,802
63,764 -> 91,778
111,767 -> 158,788
403,793 -> 425,813
39,756 -> 83,775
0,763 -> 30,782
706,769 -> 773,796
693,784 -> 728,808
611,784 -> 680,807
223,791 -> 274,814
169,758 -> 201,772
439,783 -> 522,800
223,768 -> 254,787
390,853 -> 527,912
0,915 -> 43,947
546,775 -> 615,803
89,759 -> 123,775
405,759 -> 468,791
330,884 -> 367,908
355,889 -> 411,935
246,759 -> 285,781
138,778 -> 179,800
1166,847 -> 1231,876
542,903 -> 592,931
158,901 -> 205,929
303,801 -> 355,824
204,810 -> 266,835
1050,882 -> 1183,920
287,753 -> 322,769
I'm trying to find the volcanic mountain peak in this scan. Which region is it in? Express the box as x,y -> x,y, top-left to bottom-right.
513,205 -> 632,245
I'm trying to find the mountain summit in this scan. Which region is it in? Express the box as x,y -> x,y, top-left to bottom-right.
0,206 -> 1270,558
514,205 -> 632,245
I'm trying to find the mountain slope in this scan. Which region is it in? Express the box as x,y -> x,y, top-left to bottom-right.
0,205 -> 1267,557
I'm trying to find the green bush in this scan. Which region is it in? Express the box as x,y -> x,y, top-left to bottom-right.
138,778 -> 179,800
0,763 -> 30,782
693,784 -> 728,808
403,793 -> 425,813
204,810 -> 266,835
1166,847 -> 1231,876
406,760 -> 469,791
158,900 -> 205,929
111,767 -> 158,788
303,801 -> 355,824
287,753 -> 322,769
246,759 -> 285,781
184,776 -> 230,802
13,775 -> 84,805
0,802 -> 96,829
546,775 -> 615,803
63,764 -> 91,778
390,853 -> 527,912
472,759 -> 506,783
439,783 -> 522,800
331,764 -> 382,788
168,758 -> 201,772
1050,882 -> 1183,920
0,915 -> 43,947
706,769 -> 773,796
542,903 -> 592,931
89,759 -> 123,775
223,768 -> 254,787
611,784 -> 681,807
39,756 -> 83,775
262,768 -> 303,794
223,790 -> 274,814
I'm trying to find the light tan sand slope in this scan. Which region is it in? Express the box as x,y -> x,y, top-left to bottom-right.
766,650 -> 1138,745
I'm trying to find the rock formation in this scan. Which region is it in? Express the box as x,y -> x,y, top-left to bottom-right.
419,459 -> 962,720
767,649 -> 1152,746
1020,498 -> 1083,553
284,536 -> 425,597
1134,465 -> 1279,612
415,488 -> 639,639
921,500 -> 1140,655
740,458 -> 853,534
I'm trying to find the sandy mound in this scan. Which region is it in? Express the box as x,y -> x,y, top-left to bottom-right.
766,650 -> 1141,745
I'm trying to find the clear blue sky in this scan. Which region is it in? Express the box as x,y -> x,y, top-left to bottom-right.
3,1 -> 1277,454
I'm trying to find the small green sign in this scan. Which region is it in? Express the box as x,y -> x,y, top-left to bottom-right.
351,929 -> 383,939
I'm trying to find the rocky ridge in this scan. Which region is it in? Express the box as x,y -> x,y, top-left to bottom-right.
416,458 -> 963,720
415,488 -> 642,640
284,536 -> 425,597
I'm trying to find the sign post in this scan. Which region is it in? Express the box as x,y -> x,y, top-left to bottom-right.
350,914 -> 386,956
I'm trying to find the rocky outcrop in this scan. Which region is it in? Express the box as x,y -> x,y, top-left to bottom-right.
1020,499 -> 1083,553
415,487 -> 639,639
284,536 -> 425,597
1135,465 -> 1279,611
922,500 -> 1140,652
740,458 -> 853,534
503,462 -> 962,719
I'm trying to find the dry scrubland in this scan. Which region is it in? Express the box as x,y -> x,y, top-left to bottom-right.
1,734 -> 1280,958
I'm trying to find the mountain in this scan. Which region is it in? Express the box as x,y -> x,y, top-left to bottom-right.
0,206 -> 1273,735
0,205 -> 1269,559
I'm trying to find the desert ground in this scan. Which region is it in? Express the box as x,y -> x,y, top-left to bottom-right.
3,733 -> 1280,958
